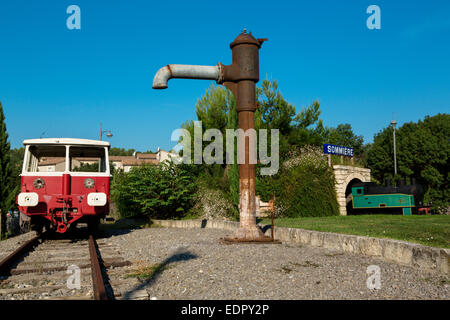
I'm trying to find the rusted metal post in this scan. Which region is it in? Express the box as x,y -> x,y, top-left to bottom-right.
271,209 -> 274,240
221,31 -> 268,240
152,31 -> 271,241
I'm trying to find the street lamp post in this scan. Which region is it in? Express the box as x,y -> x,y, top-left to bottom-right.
391,113 -> 397,177
99,123 -> 113,141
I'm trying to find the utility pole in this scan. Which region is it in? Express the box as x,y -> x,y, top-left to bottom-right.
391,112 -> 397,177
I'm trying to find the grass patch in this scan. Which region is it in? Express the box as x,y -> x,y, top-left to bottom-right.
178,212 -> 202,220
260,215 -> 450,248
124,263 -> 169,280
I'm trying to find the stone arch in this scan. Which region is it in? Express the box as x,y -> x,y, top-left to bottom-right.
333,165 -> 371,216
343,176 -> 365,215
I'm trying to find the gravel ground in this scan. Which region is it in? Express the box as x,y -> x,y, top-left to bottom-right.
102,227 -> 450,300
0,232 -> 37,261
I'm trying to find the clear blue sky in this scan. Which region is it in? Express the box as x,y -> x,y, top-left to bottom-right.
1,0 -> 449,151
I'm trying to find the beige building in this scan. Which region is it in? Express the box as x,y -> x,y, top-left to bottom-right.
37,157 -> 66,172
110,153 -> 158,173
156,148 -> 181,164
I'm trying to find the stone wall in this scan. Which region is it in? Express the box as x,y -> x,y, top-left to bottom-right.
333,165 -> 371,215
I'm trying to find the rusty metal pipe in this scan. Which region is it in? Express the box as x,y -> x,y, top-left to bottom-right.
152,31 -> 270,242
152,64 -> 222,89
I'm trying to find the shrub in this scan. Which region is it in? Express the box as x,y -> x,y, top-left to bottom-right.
273,146 -> 339,217
187,164 -> 238,220
190,182 -> 235,220
111,162 -> 196,219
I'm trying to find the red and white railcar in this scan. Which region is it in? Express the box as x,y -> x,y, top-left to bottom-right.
17,138 -> 111,233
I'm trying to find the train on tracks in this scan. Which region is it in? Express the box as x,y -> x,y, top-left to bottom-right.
349,181 -> 427,215
17,138 -> 111,233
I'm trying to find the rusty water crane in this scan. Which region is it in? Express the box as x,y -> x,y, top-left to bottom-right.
153,31 -> 272,241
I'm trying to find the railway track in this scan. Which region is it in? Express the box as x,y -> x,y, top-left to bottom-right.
0,227 -> 132,300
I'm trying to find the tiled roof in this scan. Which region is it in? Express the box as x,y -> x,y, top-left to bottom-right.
109,156 -> 135,161
38,157 -> 66,166
123,159 -> 158,166
135,153 -> 157,160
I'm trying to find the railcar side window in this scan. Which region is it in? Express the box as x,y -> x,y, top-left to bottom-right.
69,147 -> 107,173
26,145 -> 66,172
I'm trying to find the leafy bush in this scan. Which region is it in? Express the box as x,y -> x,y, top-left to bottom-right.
271,146 -> 339,217
186,164 -> 238,220
111,162 -> 196,219
190,181 -> 236,220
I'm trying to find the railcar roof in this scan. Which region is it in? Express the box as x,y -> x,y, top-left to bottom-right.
23,138 -> 110,147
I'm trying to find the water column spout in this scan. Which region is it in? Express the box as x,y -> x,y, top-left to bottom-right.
152,64 -> 223,89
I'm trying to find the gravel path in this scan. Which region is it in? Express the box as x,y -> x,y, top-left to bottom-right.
103,227 -> 449,300
0,232 -> 37,261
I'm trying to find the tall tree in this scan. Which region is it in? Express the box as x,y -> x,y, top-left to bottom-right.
181,84 -> 235,165
366,113 -> 449,211
0,102 -> 13,238
7,147 -> 24,212
109,148 -> 136,156
225,87 -> 239,215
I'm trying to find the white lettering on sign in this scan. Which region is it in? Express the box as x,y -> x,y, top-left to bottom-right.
323,144 -> 354,157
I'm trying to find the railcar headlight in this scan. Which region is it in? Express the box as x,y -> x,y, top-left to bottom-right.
33,178 -> 45,189
18,192 -> 39,206
87,193 -> 107,206
84,178 -> 95,189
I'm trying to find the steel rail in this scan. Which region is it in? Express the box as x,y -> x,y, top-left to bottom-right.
88,234 -> 108,300
0,234 -> 41,275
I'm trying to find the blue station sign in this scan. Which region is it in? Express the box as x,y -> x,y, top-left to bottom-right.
323,144 -> 354,157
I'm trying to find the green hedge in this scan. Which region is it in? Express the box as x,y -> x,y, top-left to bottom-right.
111,162 -> 196,219
259,146 -> 339,217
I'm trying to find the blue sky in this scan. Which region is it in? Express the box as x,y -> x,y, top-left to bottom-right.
1,0 -> 449,151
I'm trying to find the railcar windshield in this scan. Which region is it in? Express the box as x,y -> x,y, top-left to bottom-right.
23,144 -> 109,173
25,145 -> 66,172
69,146 -> 108,173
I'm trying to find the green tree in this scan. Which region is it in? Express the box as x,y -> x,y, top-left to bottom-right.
255,79 -> 326,160
176,78 -> 353,218
9,147 -> 24,210
225,87 -> 240,216
255,78 -> 296,134
274,146 -> 339,217
0,102 -> 13,238
181,84 -> 235,163
288,100 -> 326,151
109,148 -> 136,156
111,162 -> 196,219
366,113 -> 449,211
322,124 -> 364,157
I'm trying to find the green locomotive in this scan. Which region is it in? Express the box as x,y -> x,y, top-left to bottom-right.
351,182 -> 425,216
